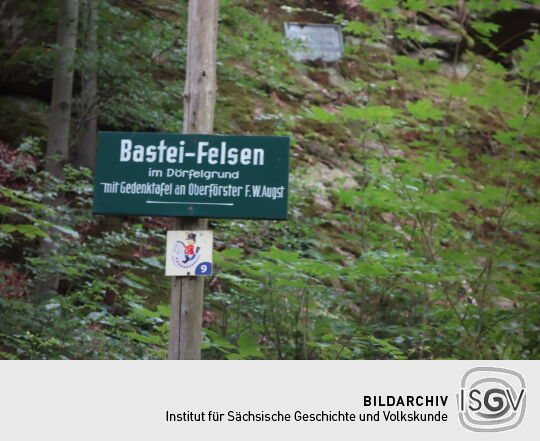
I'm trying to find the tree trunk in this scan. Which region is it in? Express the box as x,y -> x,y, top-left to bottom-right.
36,0 -> 79,299
46,0 -> 79,179
76,0 -> 98,170
167,0 -> 219,360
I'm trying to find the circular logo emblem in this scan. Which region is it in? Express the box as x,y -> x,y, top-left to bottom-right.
171,240 -> 200,269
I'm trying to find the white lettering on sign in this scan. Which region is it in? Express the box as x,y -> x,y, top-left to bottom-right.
119,139 -> 264,166
99,181 -> 286,201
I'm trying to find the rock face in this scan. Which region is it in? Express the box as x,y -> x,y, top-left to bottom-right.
290,0 -> 373,23
334,0 -> 374,22
308,162 -> 358,189
303,162 -> 359,212
470,3 -> 540,64
315,0 -> 539,64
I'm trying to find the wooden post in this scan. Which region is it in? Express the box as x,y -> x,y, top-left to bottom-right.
167,0 -> 219,360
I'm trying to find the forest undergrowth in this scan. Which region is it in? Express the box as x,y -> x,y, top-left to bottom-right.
0,0 -> 538,359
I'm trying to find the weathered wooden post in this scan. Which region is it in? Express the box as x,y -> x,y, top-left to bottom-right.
167,0 -> 219,360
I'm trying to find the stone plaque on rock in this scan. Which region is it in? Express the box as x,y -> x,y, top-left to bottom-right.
284,22 -> 344,62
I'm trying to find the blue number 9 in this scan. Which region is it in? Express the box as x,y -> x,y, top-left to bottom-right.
195,262 -> 212,276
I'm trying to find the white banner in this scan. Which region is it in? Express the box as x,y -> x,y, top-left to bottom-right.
0,361 -> 537,440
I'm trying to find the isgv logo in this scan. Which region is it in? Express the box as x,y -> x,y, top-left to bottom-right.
457,367 -> 526,432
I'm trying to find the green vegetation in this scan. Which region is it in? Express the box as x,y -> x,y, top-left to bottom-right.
0,0 -> 538,359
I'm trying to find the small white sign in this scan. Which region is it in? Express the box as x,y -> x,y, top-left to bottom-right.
284,23 -> 344,62
165,230 -> 213,276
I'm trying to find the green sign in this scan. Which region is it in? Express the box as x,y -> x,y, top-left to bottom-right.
93,132 -> 289,220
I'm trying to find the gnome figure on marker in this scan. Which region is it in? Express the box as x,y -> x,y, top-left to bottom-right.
182,232 -> 200,263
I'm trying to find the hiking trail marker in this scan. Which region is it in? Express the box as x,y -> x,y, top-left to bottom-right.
166,230 -> 213,277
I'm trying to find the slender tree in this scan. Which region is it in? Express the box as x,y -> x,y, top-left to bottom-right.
76,0 -> 98,170
46,0 -> 80,179
36,0 -> 79,298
